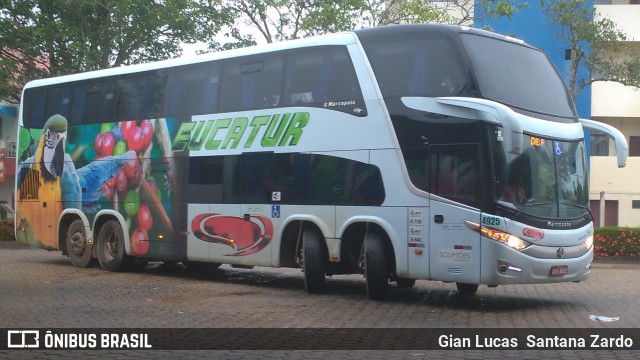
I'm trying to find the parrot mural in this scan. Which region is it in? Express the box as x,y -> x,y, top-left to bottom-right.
16,114 -> 135,249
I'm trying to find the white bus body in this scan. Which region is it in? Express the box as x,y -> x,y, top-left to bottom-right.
16,24 -> 627,299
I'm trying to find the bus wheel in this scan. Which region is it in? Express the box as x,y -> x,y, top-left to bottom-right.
302,229 -> 326,294
66,219 -> 93,268
456,282 -> 479,296
97,220 -> 130,272
365,230 -> 389,301
396,278 -> 416,288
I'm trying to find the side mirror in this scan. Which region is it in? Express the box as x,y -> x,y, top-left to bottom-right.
401,97 -> 524,155
579,118 -> 628,168
436,97 -> 523,155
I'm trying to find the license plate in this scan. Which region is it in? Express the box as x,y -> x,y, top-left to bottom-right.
550,265 -> 568,276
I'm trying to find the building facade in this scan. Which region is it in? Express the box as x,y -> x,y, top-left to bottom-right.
0,104 -> 17,217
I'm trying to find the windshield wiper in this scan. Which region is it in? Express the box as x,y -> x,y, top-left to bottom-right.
561,202 -> 594,221
514,201 -> 552,218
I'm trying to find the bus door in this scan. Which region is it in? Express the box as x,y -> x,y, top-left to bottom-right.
238,204 -> 275,266
428,145 -> 481,284
16,166 -> 60,250
188,203 -> 243,262
186,155 -> 243,264
235,152 -> 275,267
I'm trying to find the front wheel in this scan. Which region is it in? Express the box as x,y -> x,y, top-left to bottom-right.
66,219 -> 94,268
97,220 -> 131,272
365,231 -> 389,301
456,282 -> 479,296
302,229 -> 327,294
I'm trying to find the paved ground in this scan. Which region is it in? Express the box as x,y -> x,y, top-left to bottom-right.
1,240 -> 639,359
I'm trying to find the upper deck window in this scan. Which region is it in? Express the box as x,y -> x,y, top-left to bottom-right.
461,34 -> 576,119
361,36 -> 469,99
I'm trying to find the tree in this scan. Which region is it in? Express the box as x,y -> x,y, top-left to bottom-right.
223,0 -> 524,48
0,0 -> 235,102
223,0 -> 366,45
363,0 -> 524,27
541,0 -> 640,101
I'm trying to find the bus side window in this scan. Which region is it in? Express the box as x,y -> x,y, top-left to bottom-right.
200,67 -> 220,115
430,145 -> 481,208
284,47 -> 363,112
117,78 -> 141,120
46,87 -> 72,120
23,88 -> 47,128
139,73 -> 166,119
188,156 -> 224,203
72,82 -> 117,124
164,69 -> 182,117
71,86 -> 87,125
239,152 -> 274,203
220,57 -> 283,112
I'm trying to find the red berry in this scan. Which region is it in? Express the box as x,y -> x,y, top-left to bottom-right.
100,131 -> 115,156
127,126 -> 145,153
120,121 -> 136,141
137,204 -> 153,231
123,153 -> 140,178
115,169 -> 128,197
140,120 -> 153,149
94,133 -> 104,156
131,228 -> 149,256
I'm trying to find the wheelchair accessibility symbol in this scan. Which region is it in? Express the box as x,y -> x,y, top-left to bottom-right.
272,205 -> 280,218
554,142 -> 564,156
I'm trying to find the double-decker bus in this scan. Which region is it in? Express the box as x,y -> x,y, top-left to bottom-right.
16,24 -> 627,300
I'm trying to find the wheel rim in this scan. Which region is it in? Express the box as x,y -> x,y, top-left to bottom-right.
103,227 -> 119,261
69,230 -> 86,257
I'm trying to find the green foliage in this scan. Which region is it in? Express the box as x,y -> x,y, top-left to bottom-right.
594,227 -> 640,257
224,0 -> 366,44
0,0 -> 235,102
0,219 -> 14,241
224,0 -> 524,47
541,0 -> 640,100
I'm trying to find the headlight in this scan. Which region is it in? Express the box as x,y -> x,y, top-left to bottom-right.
584,234 -> 593,250
464,221 -> 531,251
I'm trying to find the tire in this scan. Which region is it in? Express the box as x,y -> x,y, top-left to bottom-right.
66,219 -> 94,268
365,230 -> 389,301
456,282 -> 479,296
302,229 -> 326,294
396,278 -> 416,288
96,220 -> 130,272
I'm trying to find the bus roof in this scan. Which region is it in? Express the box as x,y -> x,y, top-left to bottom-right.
355,23 -> 532,49
22,31 -> 359,90
23,23 -> 535,91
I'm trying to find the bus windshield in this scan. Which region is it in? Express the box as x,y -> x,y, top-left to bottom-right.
492,126 -> 589,219
461,33 -> 576,119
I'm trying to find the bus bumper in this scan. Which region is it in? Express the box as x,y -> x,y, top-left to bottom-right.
479,239 -> 593,285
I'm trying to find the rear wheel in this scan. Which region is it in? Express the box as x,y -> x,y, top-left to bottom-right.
365,230 -> 389,301
456,282 -> 479,296
97,220 -> 131,272
66,219 -> 94,268
302,229 -> 326,294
